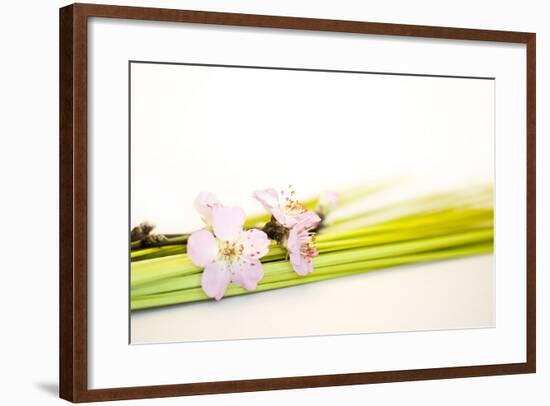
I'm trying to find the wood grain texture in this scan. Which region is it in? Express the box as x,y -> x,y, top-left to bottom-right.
526,34 -> 536,372
59,3 -> 536,402
59,4 -> 74,401
60,4 -> 89,402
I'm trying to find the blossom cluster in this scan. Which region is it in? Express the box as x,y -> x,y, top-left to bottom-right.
187,187 -> 337,300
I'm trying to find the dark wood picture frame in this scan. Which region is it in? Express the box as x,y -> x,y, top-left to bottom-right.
59,3 -> 536,402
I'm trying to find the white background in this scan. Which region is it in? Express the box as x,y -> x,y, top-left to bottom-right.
0,0 -> 547,405
131,63 -> 495,233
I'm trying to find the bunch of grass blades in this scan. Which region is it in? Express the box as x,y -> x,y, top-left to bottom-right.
131,185 -> 493,311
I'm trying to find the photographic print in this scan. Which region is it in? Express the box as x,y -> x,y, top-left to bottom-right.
129,61 -> 494,344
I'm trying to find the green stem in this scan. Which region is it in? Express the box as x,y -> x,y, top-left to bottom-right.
131,207 -> 492,263
131,221 -> 492,288
131,228 -> 492,296
131,242 -> 492,310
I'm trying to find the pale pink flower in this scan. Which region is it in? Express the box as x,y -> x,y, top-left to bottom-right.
187,206 -> 270,300
318,191 -> 339,215
194,192 -> 221,226
253,187 -> 321,229
297,210 -> 322,229
286,220 -> 319,276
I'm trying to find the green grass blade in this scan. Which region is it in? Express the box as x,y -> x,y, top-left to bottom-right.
131,242 -> 492,310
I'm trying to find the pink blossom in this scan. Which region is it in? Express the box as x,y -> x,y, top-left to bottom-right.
194,192 -> 221,226
253,187 -> 321,229
187,206 -> 270,300
286,220 -> 319,276
297,210 -> 322,229
318,191 -> 339,215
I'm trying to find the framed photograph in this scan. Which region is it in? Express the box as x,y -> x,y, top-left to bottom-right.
59,3 -> 536,402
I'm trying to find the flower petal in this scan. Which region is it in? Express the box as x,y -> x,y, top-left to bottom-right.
296,211 -> 322,229
290,252 -> 313,276
230,260 -> 264,290
253,188 -> 280,212
319,191 -> 339,211
211,206 -> 246,241
194,192 -> 220,225
241,229 -> 270,259
201,261 -> 231,300
286,225 -> 303,254
272,209 -> 298,228
187,229 -> 218,267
